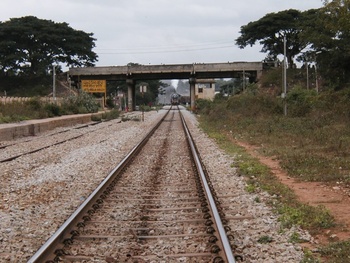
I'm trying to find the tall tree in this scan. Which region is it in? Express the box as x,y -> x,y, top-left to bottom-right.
301,1 -> 350,88
0,16 -> 97,76
236,9 -> 308,68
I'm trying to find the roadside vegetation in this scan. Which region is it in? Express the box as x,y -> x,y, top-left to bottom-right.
196,68 -> 350,262
0,92 -> 102,123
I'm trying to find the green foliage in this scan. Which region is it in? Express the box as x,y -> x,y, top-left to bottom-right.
277,203 -> 334,229
239,159 -> 270,177
44,103 -> 61,117
301,249 -> 321,263
0,93 -> 100,124
236,9 -> 307,68
299,2 -> 350,89
0,16 -> 97,77
288,232 -> 302,243
286,88 -> 317,117
103,109 -> 120,120
257,235 -> 274,244
0,98 -> 56,123
236,1 -> 350,88
62,92 -> 99,114
196,84 -> 350,260
27,97 -> 43,111
245,183 -> 257,193
195,99 -> 213,114
318,240 -> 350,263
225,91 -> 283,117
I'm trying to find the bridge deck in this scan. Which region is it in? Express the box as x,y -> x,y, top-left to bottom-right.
69,62 -> 263,81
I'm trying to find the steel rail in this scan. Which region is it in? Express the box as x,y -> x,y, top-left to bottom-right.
179,108 -> 236,263
27,108 -> 170,263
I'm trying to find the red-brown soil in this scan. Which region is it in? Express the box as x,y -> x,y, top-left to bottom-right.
236,141 -> 350,246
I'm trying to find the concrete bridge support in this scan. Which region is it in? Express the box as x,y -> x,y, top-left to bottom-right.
127,78 -> 135,111
189,77 -> 196,111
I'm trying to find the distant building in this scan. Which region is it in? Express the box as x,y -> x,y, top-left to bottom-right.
195,79 -> 216,100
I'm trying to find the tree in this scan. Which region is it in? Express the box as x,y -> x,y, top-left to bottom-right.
236,9 -> 309,68
0,16 -> 97,76
300,1 -> 350,89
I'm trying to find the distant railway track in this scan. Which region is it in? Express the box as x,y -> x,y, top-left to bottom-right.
28,106 -> 240,263
0,120 -> 116,163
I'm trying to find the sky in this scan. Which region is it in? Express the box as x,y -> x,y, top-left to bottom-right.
0,0 -> 324,68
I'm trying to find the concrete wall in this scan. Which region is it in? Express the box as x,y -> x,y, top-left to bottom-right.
0,112 -> 104,141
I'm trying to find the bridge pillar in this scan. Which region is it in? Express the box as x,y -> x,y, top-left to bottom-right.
126,78 -> 135,111
189,77 -> 196,111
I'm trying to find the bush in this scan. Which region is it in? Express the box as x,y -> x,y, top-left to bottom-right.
195,99 -> 213,114
286,88 -> 317,117
44,103 -> 61,117
103,109 -> 120,120
62,92 -> 99,114
27,97 -> 43,111
226,92 -> 282,117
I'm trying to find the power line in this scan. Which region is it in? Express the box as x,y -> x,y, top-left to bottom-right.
97,43 -> 236,55
95,39 -> 236,54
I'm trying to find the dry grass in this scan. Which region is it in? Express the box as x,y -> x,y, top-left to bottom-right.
197,87 -> 350,262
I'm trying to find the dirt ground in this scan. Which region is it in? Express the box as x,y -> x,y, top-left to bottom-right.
236,141 -> 350,246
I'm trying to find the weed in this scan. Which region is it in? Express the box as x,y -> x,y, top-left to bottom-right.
289,232 -> 303,243
245,183 -> 257,193
318,240 -> 350,263
0,92 -> 101,123
197,71 -> 350,262
91,114 -> 102,122
257,235 -> 273,244
104,109 -> 120,120
301,249 -> 321,263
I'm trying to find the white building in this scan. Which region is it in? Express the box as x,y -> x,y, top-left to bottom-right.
195,79 -> 216,100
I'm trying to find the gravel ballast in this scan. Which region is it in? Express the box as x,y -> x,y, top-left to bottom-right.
0,108 -> 312,262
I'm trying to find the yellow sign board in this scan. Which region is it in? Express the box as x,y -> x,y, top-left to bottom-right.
81,80 -> 106,93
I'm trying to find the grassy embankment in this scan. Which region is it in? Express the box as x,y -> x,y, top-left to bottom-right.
0,93 -> 122,124
196,68 -> 350,262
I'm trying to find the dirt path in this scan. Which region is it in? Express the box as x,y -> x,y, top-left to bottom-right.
236,141 -> 350,245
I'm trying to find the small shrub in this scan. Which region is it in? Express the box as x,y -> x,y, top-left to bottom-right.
91,114 -> 102,121
195,99 -> 213,114
286,88 -> 317,117
27,97 -> 43,111
245,183 -> 257,193
104,109 -> 120,120
289,232 -> 302,243
277,204 -> 334,229
301,249 -> 321,263
257,235 -> 273,243
319,240 -> 350,263
44,103 -> 61,117
62,92 -> 99,114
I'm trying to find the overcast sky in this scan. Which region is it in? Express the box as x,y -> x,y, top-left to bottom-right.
1,0 -> 323,67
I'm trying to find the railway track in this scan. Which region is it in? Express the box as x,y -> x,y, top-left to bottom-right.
28,106 -> 239,262
0,120 -> 116,163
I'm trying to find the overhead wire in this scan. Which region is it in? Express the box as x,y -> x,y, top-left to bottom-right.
95,39 -> 236,54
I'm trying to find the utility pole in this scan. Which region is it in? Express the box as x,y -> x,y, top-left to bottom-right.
306,61 -> 309,90
283,35 -> 287,116
52,65 -> 56,101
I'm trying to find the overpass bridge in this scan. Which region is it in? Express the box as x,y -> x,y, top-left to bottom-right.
68,62 -> 263,110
